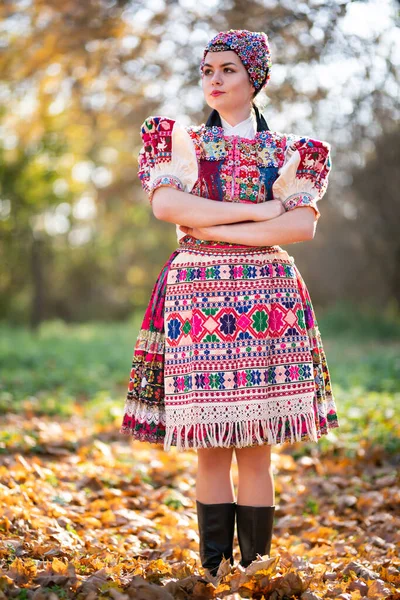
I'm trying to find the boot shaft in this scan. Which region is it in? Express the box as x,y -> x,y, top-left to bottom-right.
196,500 -> 236,577
236,504 -> 275,568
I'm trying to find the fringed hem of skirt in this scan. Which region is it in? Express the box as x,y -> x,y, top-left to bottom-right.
119,414 -> 340,451
119,425 -> 165,445
163,411 -> 330,452
119,404 -> 166,446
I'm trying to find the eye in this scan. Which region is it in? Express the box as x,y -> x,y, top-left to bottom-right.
203,67 -> 235,75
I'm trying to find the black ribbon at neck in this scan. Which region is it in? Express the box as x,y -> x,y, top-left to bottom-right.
205,103 -> 269,131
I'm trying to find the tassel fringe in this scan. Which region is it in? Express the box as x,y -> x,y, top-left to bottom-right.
163,411 -> 318,452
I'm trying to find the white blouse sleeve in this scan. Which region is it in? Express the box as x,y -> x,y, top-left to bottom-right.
272,135 -> 332,221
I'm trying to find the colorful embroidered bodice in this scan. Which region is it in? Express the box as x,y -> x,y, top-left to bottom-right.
186,125 -> 288,204
137,115 -> 332,240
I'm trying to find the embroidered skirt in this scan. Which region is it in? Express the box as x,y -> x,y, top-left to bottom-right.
120,237 -> 340,451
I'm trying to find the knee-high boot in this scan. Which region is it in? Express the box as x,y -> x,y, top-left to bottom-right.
196,500 -> 236,577
236,504 -> 275,568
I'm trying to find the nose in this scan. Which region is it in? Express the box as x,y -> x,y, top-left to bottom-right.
211,71 -> 223,85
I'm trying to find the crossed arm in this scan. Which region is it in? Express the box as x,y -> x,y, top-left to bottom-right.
151,187 -> 317,246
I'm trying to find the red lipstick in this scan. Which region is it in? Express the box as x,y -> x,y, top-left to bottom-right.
211,91 -> 225,97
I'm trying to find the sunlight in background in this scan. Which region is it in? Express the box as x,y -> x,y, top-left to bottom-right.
150,0 -> 399,139
0,0 -> 398,240
72,194 -> 97,221
1,0 -> 398,134
341,0 -> 395,37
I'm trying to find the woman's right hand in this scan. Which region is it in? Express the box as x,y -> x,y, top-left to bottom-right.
250,200 -> 285,221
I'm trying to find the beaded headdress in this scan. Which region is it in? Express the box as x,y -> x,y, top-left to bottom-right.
200,29 -> 272,92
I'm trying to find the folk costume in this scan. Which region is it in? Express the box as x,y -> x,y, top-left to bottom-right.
120,30 -> 340,456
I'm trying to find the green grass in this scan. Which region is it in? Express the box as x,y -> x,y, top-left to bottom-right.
316,300 -> 400,341
0,303 -> 399,456
0,318 -> 142,405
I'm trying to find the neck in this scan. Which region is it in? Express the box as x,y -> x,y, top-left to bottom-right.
219,105 -> 254,127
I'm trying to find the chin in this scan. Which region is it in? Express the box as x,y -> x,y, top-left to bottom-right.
209,97 -> 228,109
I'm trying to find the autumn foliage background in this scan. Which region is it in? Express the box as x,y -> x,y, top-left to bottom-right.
0,0 -> 399,598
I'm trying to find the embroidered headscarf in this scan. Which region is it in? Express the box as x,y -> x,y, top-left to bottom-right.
200,29 -> 272,93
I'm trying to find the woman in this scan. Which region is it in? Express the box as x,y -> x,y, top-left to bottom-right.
120,29 -> 340,579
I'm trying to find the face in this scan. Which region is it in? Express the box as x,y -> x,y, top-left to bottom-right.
201,50 -> 255,113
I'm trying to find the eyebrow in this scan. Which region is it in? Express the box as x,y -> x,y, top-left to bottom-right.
203,62 -> 237,68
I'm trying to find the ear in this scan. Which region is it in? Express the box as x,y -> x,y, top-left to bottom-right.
248,77 -> 256,93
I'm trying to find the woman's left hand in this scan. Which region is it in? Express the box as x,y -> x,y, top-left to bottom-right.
179,224 -> 219,240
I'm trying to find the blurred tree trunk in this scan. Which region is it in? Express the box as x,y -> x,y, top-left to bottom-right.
393,247 -> 400,307
352,126 -> 400,308
30,237 -> 45,330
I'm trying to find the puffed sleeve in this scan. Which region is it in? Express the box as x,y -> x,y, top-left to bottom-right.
272,136 -> 332,221
137,115 -> 198,204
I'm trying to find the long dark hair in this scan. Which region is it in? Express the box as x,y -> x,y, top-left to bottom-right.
205,103 -> 269,131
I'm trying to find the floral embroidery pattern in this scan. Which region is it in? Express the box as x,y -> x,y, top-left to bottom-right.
159,242 -> 339,450
200,29 -> 272,91
121,114 -> 338,451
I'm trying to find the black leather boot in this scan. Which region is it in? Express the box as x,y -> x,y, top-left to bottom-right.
196,500 -> 236,577
236,504 -> 275,567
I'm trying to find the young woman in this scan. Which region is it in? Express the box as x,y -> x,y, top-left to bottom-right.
120,29 -> 340,580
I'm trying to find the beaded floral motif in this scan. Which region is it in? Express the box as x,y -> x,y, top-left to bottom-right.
138,116 -> 332,213
293,138 -> 331,196
138,116 -> 198,202
140,116 -> 173,166
283,193 -> 317,212
200,29 -> 272,91
138,117 -> 175,196
272,136 -> 332,219
186,124 -> 288,203
150,175 -> 184,198
203,141 -> 225,160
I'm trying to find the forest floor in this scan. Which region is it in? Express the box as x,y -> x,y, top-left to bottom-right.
0,309 -> 399,599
